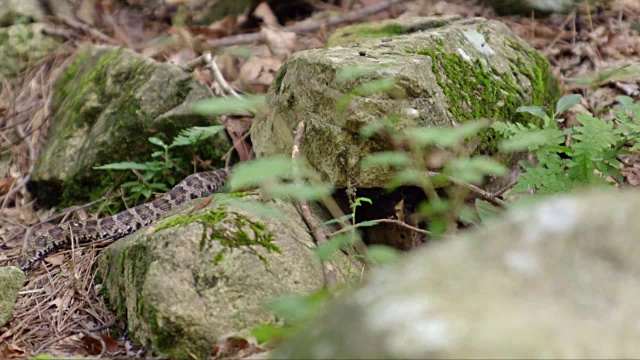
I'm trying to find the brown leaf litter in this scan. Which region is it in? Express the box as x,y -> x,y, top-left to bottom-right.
0,0 -> 639,358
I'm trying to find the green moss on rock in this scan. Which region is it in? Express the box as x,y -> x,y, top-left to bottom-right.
253,18 -> 560,192
0,23 -> 61,78
33,46 -> 228,210
97,195 -> 360,358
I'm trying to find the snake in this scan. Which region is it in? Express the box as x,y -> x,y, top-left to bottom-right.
17,168 -> 231,271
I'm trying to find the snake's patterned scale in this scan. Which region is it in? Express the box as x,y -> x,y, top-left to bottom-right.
18,168 -> 231,271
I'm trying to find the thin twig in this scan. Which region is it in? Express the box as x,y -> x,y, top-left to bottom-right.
177,54 -> 207,72
34,333 -> 74,355
0,217 -> 27,228
58,15 -> 120,45
101,10 -> 135,49
204,52 -> 241,98
292,122 -> 328,245
34,328 -> 109,357
493,177 -> 518,197
178,51 -> 241,98
0,102 -> 41,130
291,121 -> 336,288
330,218 -> 429,237
542,10 -> 576,54
205,0 -> 409,48
427,171 -> 507,207
222,130 -> 251,167
41,26 -> 75,40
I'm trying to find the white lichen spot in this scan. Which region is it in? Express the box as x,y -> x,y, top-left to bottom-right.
364,297 -> 457,357
370,298 -> 431,329
533,198 -> 579,233
386,317 -> 456,357
312,340 -> 336,358
380,69 -> 399,77
510,197 -> 579,245
463,30 -> 495,55
503,250 -> 541,276
405,108 -> 420,118
456,48 -> 472,62
413,317 -> 455,350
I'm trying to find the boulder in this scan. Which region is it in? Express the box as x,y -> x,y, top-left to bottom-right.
251,17 -> 559,192
98,194 -> 362,358
274,190 -> 640,358
32,46 -> 228,207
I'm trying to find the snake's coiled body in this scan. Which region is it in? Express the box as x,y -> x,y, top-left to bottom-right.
18,168 -> 231,271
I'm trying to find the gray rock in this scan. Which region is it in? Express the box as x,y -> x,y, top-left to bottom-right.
0,23 -> 62,78
98,194 -> 362,358
251,17 -> 558,192
32,46 -> 228,206
273,190 -> 640,359
0,266 -> 25,327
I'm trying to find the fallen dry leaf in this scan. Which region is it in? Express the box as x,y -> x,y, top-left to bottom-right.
622,163 -> 640,186
212,334 -> 265,359
81,333 -> 119,355
0,343 -> 25,359
262,27 -> 298,57
238,56 -> 282,92
189,196 -> 212,213
0,177 -> 16,194
45,253 -> 66,267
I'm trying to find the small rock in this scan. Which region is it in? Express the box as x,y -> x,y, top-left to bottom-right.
0,266 -> 25,327
0,23 -> 62,78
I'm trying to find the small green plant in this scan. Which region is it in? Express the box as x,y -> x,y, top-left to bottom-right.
94,125 -> 224,205
494,94 -> 640,195
359,118 -> 507,236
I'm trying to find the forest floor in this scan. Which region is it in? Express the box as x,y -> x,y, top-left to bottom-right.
0,0 -> 639,358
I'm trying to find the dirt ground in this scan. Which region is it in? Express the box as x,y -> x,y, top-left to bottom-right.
0,0 -> 639,358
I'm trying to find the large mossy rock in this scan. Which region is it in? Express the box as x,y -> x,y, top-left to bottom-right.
32,46 -> 227,207
0,23 -> 62,78
251,17 -> 558,191
98,194 -> 362,358
274,190 -> 640,359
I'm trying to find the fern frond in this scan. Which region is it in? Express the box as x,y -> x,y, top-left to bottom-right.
170,125 -> 226,148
